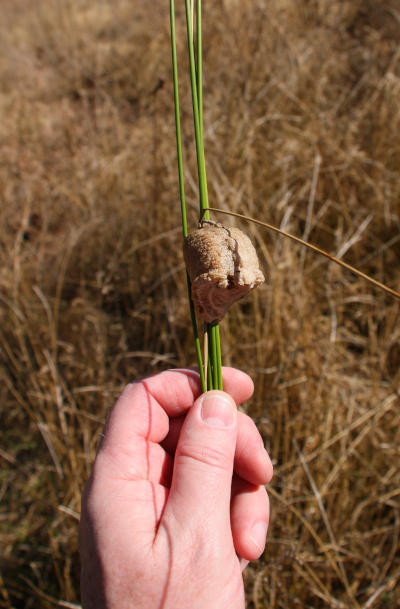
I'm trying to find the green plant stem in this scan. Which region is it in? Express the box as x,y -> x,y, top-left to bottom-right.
196,0 -> 203,144
170,1 -> 187,239
212,324 -> 219,389
184,0 -> 209,220
215,324 -> 223,390
207,324 -> 215,390
204,324 -> 222,391
189,0 -> 222,391
187,275 -> 205,390
170,0 -> 205,392
207,344 -> 213,390
195,1 -> 209,222
171,1 -> 222,393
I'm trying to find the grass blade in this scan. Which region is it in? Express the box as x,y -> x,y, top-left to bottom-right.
184,0 -> 209,219
170,0 -> 205,391
190,0 -> 223,391
196,0 -> 203,144
170,0 -> 187,238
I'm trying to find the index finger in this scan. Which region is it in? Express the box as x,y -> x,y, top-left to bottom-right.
99,367 -> 254,455
144,367 -> 254,416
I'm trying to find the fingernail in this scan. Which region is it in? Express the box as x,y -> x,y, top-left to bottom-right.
200,393 -> 235,428
250,521 -> 267,554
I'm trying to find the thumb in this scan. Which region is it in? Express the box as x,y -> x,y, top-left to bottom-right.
162,390 -> 238,532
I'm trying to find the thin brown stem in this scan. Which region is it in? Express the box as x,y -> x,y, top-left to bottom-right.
202,207 -> 400,301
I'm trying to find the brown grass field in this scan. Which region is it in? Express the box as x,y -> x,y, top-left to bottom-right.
1,0 -> 400,607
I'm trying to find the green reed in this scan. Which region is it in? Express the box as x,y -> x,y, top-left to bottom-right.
170,0 -> 222,391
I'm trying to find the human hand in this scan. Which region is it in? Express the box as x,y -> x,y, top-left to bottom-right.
79,368 -> 273,609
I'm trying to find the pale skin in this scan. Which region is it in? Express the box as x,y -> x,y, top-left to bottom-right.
79,367 -> 273,609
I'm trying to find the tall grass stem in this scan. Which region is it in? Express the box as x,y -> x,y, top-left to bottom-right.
170,0 -> 205,391
170,0 -> 187,238
184,0 -> 209,219
196,0 -> 203,144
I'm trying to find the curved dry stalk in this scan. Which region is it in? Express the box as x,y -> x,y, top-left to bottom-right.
202,207 -> 400,301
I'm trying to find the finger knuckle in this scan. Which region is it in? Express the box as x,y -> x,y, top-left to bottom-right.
177,441 -> 232,471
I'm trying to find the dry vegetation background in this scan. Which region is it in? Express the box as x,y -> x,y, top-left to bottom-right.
1,0 -> 400,607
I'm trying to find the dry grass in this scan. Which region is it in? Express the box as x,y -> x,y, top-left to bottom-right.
1,0 -> 400,607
